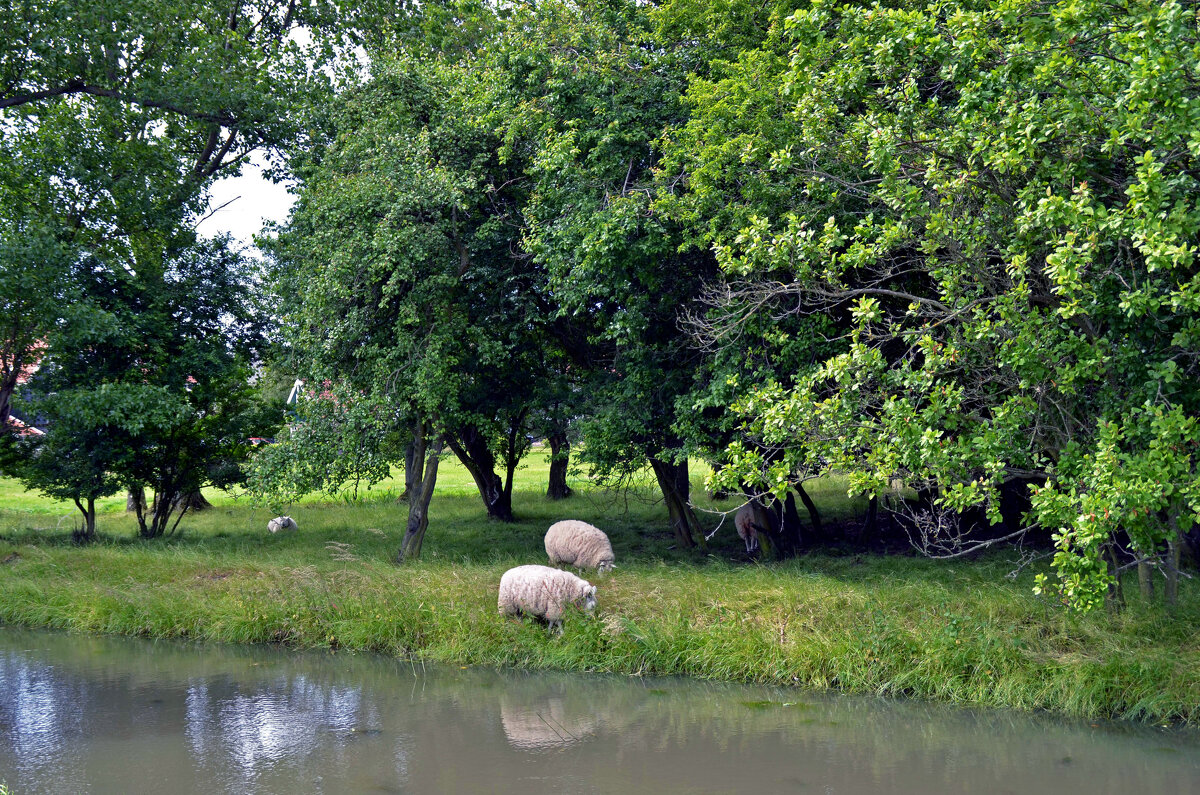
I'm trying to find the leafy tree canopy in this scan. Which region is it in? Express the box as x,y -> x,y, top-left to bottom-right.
684,0 -> 1199,607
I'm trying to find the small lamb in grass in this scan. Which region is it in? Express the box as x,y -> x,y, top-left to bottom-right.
267,516 -> 297,534
498,564 -> 597,633
734,504 -> 762,553
544,520 -> 615,572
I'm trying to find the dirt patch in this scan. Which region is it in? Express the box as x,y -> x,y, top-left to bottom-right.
195,569 -> 233,580
1,552 -> 20,565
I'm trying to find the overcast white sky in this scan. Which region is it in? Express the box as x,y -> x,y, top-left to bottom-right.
195,155 -> 296,248
194,27 -> 360,249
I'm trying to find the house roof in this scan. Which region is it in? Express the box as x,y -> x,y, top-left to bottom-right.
5,416 -> 43,437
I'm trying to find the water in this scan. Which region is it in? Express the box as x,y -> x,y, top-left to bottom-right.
0,628 -> 1197,794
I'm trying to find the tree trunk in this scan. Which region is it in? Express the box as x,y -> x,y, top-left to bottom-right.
754,508 -> 778,560
0,366 -> 21,429
753,498 -> 787,560
140,484 -> 184,538
397,426 -> 442,562
794,482 -> 823,540
860,495 -> 879,547
147,495 -> 173,537
750,494 -> 800,560
1166,538 -> 1182,609
126,485 -> 147,513
175,490 -> 211,512
501,408 -> 527,508
72,496 -> 96,542
649,456 -> 705,549
782,492 -> 804,550
1166,509 -> 1183,609
546,431 -> 572,500
1105,541 -> 1125,612
446,423 -> 514,522
398,439 -> 417,502
1137,559 -> 1156,602
133,494 -> 149,536
144,487 -> 201,533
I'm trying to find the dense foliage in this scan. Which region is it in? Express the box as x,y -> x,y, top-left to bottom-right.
1,0 -> 334,531
673,0 -> 1200,609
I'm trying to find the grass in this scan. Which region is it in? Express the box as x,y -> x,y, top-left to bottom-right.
1,450 -> 1197,727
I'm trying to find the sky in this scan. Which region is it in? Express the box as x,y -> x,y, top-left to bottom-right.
192,27 -> 364,249
195,156 -> 296,249
193,27 -> 364,249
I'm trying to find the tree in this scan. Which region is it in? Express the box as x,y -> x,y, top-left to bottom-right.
1,0 -> 340,448
14,386 -> 129,540
247,381 -> 406,506
672,0 -> 1200,607
526,356 -> 579,501
267,49 -> 554,556
0,0 -> 341,177
17,237 -> 265,538
0,222 -> 69,432
493,0 -> 718,548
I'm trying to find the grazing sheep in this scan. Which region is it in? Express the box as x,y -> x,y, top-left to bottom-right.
544,520 -> 615,572
498,565 -> 597,633
734,504 -> 761,553
267,515 -> 297,534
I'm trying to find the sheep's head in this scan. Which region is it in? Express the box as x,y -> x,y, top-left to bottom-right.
268,516 -> 296,533
580,584 -> 597,612
597,560 -> 615,574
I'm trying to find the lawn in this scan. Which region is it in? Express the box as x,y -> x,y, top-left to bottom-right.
1,451 -> 1197,726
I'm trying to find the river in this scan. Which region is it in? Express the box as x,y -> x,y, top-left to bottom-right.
0,628 -> 1197,793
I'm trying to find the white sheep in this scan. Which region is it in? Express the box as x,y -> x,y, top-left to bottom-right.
267,515 -> 297,533
544,520 -> 615,572
498,564 -> 597,633
734,504 -> 762,553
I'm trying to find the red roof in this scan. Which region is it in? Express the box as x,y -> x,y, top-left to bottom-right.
5,416 -> 43,437
14,340 -> 46,385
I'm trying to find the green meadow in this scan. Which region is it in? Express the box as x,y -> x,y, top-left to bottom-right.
1,452 -> 1197,726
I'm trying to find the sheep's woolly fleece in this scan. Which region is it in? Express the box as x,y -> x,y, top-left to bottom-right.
544,520 -> 615,571
498,565 -> 597,628
734,505 -> 760,552
267,516 -> 297,533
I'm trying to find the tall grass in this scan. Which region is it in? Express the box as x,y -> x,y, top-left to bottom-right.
1,453 -> 1196,725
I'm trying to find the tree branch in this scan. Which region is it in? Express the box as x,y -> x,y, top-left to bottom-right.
1,80 -> 238,127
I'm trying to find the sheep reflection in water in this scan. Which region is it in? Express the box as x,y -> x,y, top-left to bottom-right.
500,695 -> 600,749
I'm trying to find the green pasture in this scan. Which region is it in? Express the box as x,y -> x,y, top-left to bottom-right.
1,452 -> 1197,727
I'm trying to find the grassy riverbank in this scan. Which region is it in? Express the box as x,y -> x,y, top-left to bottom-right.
1,456 -> 1197,726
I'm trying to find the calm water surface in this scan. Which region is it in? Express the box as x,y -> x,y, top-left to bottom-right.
0,628 -> 1197,794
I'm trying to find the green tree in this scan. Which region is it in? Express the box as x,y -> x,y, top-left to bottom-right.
18,385 -> 178,540
492,0 -> 718,548
679,0 -> 1200,608
18,237 -> 265,538
652,3 -> 854,552
246,382 -> 403,508
0,220 -> 70,431
267,51 -> 551,557
1,0 -> 342,432
1,0 -> 337,176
